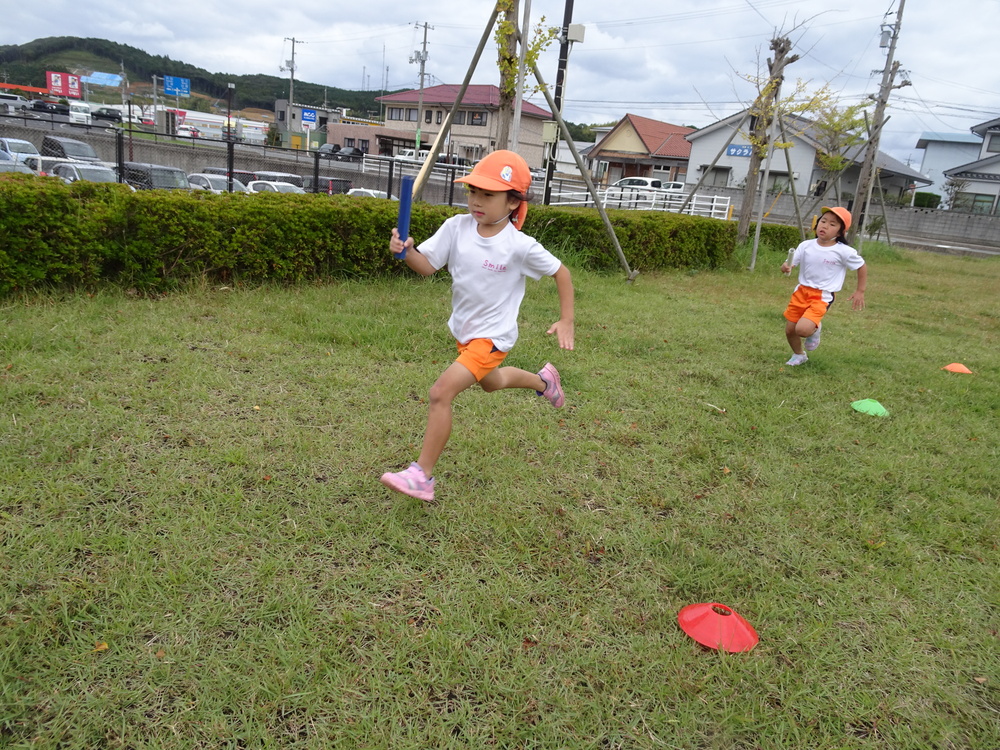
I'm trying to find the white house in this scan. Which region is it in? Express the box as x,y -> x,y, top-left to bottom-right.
685,109 -> 930,203
942,117 -> 1000,214
915,132 -> 982,198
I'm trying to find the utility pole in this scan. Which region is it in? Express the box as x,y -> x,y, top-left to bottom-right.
282,37 -> 302,134
410,23 -> 431,151
849,0 -> 908,245
151,74 -> 159,127
542,0 -> 575,205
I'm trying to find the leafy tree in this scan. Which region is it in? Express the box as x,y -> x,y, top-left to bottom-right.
808,101 -> 869,204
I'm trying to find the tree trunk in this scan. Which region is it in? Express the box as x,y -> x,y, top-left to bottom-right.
495,0 -> 519,151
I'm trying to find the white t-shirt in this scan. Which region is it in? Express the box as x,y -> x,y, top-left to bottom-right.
417,214 -> 562,351
791,238 -> 865,294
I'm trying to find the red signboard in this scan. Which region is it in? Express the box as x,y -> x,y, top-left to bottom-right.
46,71 -> 82,99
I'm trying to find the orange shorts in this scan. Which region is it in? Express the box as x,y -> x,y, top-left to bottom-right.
784,285 -> 833,326
456,338 -> 508,381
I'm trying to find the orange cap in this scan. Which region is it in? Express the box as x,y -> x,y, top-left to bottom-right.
455,150 -> 531,228
820,206 -> 852,233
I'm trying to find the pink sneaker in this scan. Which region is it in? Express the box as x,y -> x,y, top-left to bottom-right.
537,362 -> 564,408
380,462 -> 435,502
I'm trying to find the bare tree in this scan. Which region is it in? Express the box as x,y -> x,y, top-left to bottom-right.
943,177 -> 970,211
736,36 -> 799,243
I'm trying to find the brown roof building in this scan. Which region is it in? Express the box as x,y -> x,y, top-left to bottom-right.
376,84 -> 552,167
589,114 -> 695,185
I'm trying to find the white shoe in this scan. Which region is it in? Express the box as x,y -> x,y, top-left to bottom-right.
785,353 -> 809,366
804,325 -> 822,351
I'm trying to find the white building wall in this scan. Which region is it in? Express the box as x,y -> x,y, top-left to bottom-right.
687,123 -> 817,196
918,140 -> 982,196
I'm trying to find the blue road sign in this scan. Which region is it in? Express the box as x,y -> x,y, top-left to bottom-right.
163,76 -> 191,97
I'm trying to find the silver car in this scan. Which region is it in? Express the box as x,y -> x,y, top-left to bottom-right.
188,173 -> 249,194
246,181 -> 305,194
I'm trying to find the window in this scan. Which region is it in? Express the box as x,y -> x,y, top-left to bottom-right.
436,111 -> 443,124
388,107 -> 404,121
406,109 -> 418,122
345,138 -> 355,148
707,167 -> 730,187
453,111 -> 466,125
955,193 -> 997,215
469,112 -> 487,127
359,139 -> 370,152
425,110 -> 433,124
987,134 -> 1000,153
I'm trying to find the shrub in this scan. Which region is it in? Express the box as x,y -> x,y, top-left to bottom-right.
0,176 -> 752,294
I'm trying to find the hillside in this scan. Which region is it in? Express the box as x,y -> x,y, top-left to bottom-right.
0,36 -> 391,117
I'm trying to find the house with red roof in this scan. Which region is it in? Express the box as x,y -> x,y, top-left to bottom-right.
375,84 -> 552,167
587,114 -> 696,186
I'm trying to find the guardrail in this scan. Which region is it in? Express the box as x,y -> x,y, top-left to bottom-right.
550,186 -> 731,220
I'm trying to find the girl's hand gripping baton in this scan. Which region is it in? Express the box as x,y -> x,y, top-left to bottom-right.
394,175 -> 415,259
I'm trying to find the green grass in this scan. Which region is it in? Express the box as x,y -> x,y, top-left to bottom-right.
1,244 -> 998,748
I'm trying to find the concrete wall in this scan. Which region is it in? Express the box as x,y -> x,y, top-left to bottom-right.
710,184 -> 1000,247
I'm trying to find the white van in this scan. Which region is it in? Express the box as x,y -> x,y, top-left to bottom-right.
69,102 -> 92,125
0,92 -> 28,113
395,148 -> 430,163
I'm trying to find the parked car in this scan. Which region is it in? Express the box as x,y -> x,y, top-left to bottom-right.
187,173 -> 249,193
52,162 -> 127,187
29,99 -> 69,116
437,154 -> 472,167
247,181 -> 305,194
334,147 -> 365,162
201,166 -> 258,185
176,125 -> 201,138
346,188 -> 396,200
68,102 -> 92,125
303,175 -> 353,194
21,154 -> 86,176
0,137 -> 40,165
92,107 -> 123,123
0,161 -> 35,175
396,148 -> 430,163
609,177 -> 684,193
40,135 -> 101,162
0,93 -> 28,111
605,177 -> 684,205
122,162 -> 192,191
253,170 -> 303,188
316,143 -> 341,158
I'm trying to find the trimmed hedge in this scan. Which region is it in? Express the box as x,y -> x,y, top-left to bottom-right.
0,174 -> 783,294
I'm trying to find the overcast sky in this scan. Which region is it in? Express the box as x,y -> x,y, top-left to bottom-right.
5,0 -> 998,168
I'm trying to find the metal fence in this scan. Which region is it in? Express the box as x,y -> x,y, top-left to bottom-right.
0,112 -> 473,203
3,111 -> 732,219
548,182 -> 732,220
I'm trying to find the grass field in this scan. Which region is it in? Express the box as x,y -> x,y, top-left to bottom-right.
1,243 -> 998,748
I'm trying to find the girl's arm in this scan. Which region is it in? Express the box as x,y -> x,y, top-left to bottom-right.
848,263 -> 867,310
546,264 -> 575,350
390,229 -> 436,276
